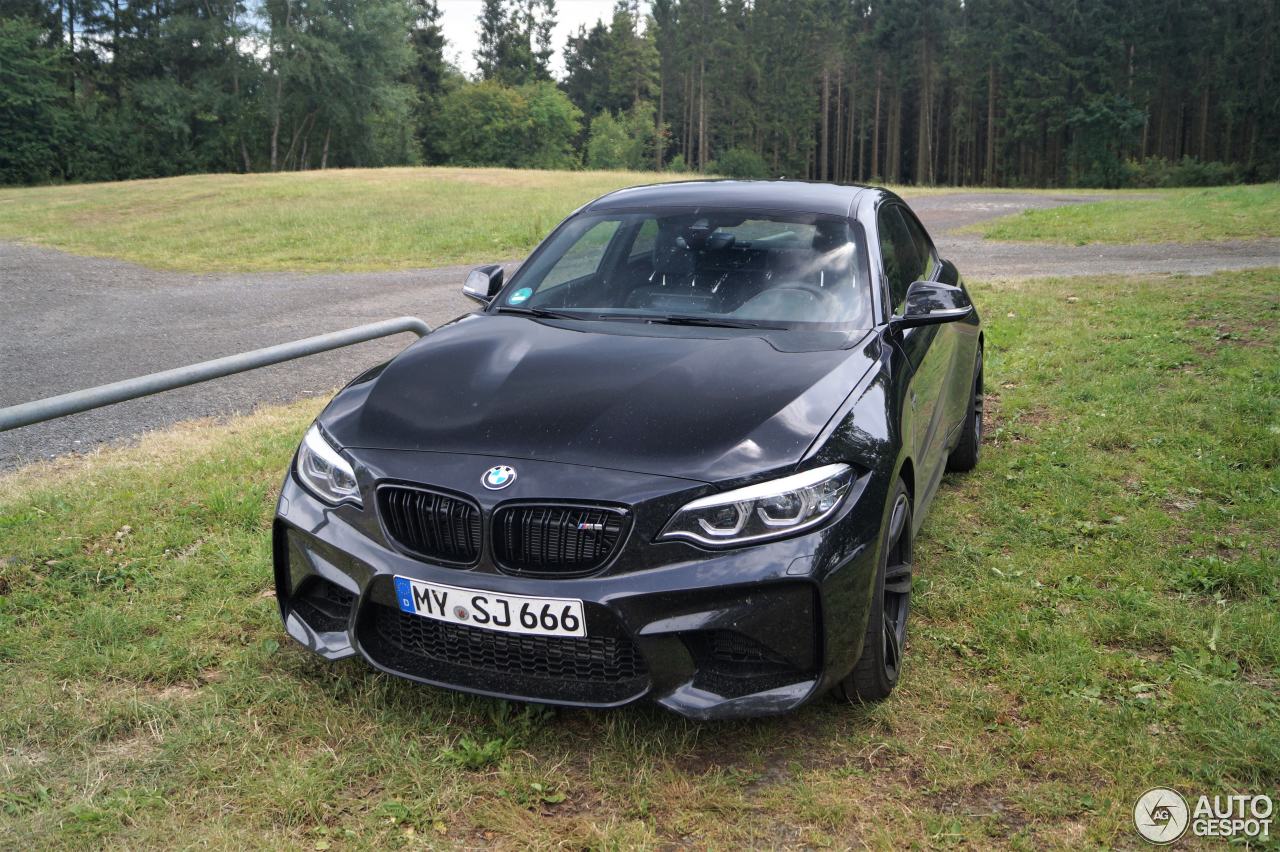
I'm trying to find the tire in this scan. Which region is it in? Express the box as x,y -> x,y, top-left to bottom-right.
946,346 -> 984,473
835,479 -> 913,704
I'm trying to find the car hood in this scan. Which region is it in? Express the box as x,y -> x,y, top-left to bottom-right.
322,314 -> 880,483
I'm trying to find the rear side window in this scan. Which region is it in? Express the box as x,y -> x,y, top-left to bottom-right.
877,206 -> 922,314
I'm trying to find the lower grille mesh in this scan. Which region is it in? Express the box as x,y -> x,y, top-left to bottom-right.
361,604 -> 649,703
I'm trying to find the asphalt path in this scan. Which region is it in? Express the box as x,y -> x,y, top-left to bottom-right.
2,191 -> 1277,469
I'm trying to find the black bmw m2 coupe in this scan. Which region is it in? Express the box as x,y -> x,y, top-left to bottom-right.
273,180 -> 983,719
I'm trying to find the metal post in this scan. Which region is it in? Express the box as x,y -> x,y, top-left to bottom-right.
0,316 -> 431,433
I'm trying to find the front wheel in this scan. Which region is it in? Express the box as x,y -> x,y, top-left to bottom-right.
835,479 -> 913,704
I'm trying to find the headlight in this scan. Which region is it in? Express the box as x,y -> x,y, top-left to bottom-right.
295,424 -> 361,506
659,463 -> 854,547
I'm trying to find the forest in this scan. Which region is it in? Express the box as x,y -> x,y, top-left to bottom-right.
1,0 -> 1277,188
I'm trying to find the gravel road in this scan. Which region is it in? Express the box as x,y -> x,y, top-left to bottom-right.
2,191 -> 1277,469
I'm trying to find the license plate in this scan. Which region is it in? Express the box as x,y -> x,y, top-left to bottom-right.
393,575 -> 586,638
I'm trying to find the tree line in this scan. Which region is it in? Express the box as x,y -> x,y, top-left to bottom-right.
2,0 -> 1276,187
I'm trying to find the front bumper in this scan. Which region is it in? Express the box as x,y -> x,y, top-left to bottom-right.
273,465 -> 884,720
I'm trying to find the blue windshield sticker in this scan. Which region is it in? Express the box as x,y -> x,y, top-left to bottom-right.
508,287 -> 533,305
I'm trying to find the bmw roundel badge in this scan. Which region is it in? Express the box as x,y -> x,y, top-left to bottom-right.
482,465 -> 517,490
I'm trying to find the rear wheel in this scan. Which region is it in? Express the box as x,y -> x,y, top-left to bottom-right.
946,346 -> 984,473
835,479 -> 913,704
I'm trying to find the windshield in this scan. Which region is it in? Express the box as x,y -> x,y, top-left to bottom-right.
495,210 -> 873,330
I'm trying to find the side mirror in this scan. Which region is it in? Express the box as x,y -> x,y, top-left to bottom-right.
463,264 -> 505,305
891,281 -> 973,330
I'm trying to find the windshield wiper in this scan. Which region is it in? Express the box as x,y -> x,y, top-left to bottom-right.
494,305 -> 584,320
639,315 -> 789,330
498,307 -> 786,330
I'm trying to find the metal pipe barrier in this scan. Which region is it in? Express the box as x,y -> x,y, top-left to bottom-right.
0,316 -> 431,433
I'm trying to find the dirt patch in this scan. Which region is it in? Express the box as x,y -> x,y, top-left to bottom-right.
742,760 -> 791,797
1103,642 -> 1172,663
154,683 -> 200,702
981,392 -> 1002,441
81,524 -> 133,558
1161,496 -> 1199,514
1009,405 -> 1056,429
984,394 -> 1057,446
94,729 -> 162,763
924,783 -> 1031,837
0,746 -> 50,775
198,668 -> 226,684
166,537 -> 206,561
1185,317 -> 1275,351
1243,669 -> 1279,692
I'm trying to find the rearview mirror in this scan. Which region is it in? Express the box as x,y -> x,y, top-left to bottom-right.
891,281 -> 973,330
463,264 -> 505,305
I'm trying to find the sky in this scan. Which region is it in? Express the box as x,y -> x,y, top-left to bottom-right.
438,0 -> 622,79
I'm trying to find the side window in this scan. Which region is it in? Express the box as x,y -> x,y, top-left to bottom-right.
539,219 -> 622,290
628,218 -> 659,260
877,206 -> 922,314
899,208 -> 938,281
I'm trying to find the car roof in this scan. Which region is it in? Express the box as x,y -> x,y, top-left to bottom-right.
583,179 -> 880,218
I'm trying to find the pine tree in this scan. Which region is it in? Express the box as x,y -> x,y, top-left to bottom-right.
408,0 -> 451,164
475,0 -> 509,81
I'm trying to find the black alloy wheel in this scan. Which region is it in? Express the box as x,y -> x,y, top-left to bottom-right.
836,479 -> 913,703
946,346 -> 984,473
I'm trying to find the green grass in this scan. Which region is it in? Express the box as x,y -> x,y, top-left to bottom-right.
0,168 -> 1054,275
978,183 -> 1280,244
0,168 -> 689,273
2,269 -> 1278,848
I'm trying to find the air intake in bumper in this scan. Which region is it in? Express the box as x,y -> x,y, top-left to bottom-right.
290,576 -> 357,633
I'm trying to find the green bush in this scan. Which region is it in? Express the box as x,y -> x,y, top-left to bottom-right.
438,80 -> 581,170
1122,156 -> 1241,188
586,103 -> 657,171
586,112 -> 629,170
710,147 -> 769,179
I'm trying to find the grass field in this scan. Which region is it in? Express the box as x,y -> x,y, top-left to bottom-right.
4,169 -> 1272,273
0,168 -> 1091,274
1,268 -> 1276,848
978,183 -> 1280,244
0,168 -> 686,273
